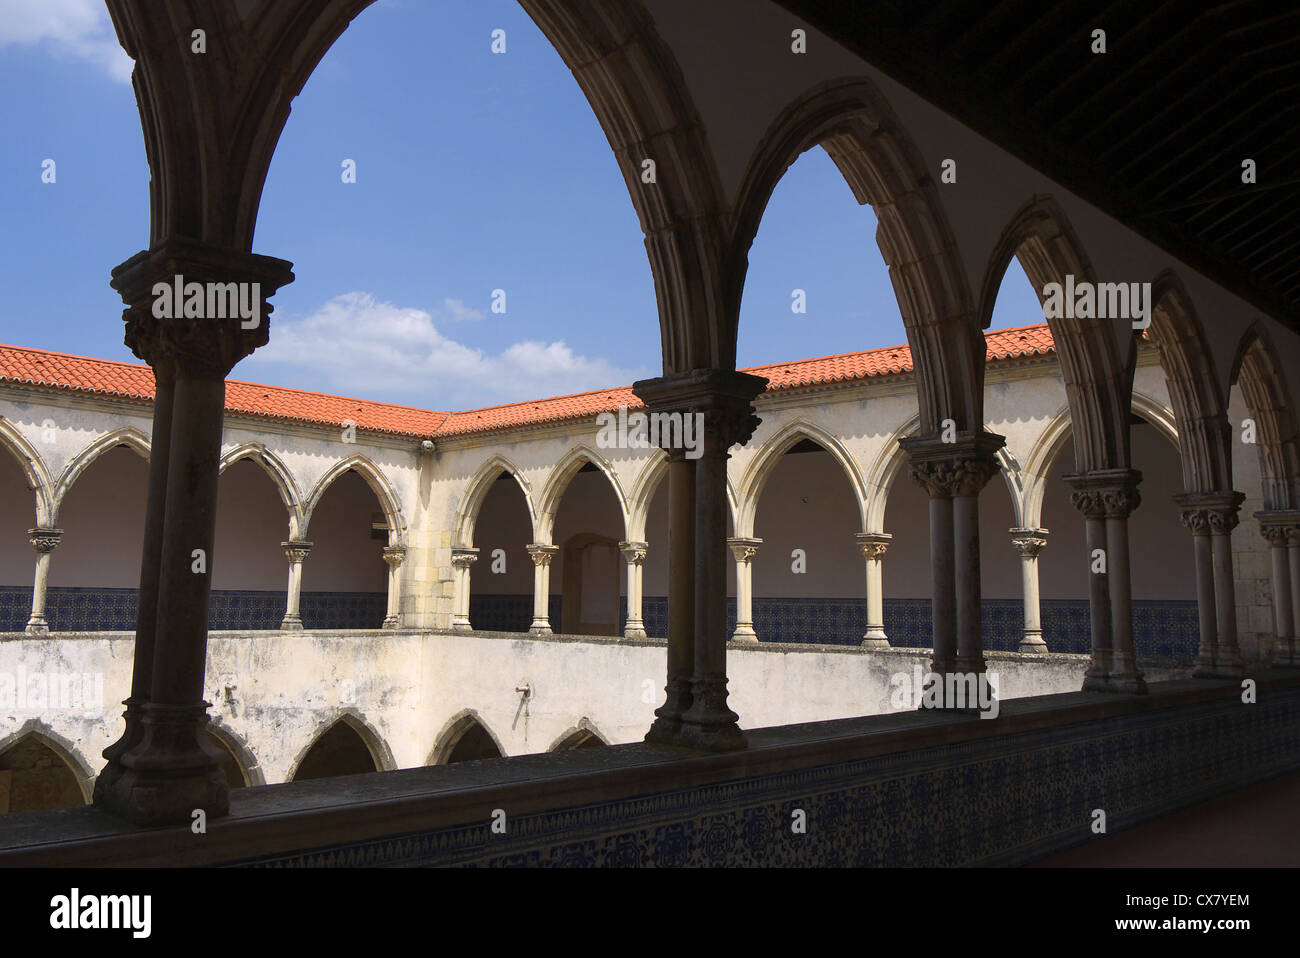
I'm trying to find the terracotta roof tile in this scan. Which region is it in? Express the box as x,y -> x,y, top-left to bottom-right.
0,344 -> 449,438
436,323 -> 1061,436
0,324 -> 1061,441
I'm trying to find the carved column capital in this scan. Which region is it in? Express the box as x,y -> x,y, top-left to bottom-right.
727,537 -> 762,563
281,540 -> 313,563
1254,509 -> 1300,547
631,368 -> 768,458
1009,527 -> 1048,558
618,540 -> 648,565
1065,468 -> 1143,519
899,431 -> 1007,499
450,547 -> 479,569
526,543 -> 559,567
383,545 -> 407,568
110,238 -> 294,379
855,531 -> 892,560
27,528 -> 63,553
1176,490 -> 1245,536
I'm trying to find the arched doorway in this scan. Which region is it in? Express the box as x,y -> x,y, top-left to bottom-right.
467,470 -> 534,633
0,735 -> 87,814
292,720 -> 380,781
211,457 -> 294,629
48,444 -> 147,631
548,460 -> 625,635
301,469 -> 389,629
750,438 -> 860,644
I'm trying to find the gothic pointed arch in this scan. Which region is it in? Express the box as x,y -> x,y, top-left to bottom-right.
736,419 -> 868,537
518,0 -> 731,372
204,720 -> 266,788
0,720 -> 96,806
978,195 -> 1136,474
303,455 -> 405,545
535,445 -> 630,543
626,450 -> 669,543
286,708 -> 395,782
1231,322 -> 1300,510
728,76 -> 981,432
1148,270 -> 1231,492
455,455 -> 537,548
866,414 -> 1023,531
51,426 -> 150,523
1021,393 -> 1179,529
219,442 -> 305,537
0,417 -> 54,527
427,709 -> 506,765
547,717 -> 608,751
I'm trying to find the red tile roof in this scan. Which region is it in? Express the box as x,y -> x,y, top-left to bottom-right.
0,344 -> 449,438
435,323 -> 1060,437
0,323 -> 1060,441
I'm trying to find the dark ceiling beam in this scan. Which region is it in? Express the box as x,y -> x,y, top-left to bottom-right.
770,0 -> 1299,331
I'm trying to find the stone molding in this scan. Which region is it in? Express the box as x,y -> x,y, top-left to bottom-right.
28,528 -> 64,553
281,540 -> 313,563
1065,468 -> 1143,519
1009,527 -> 1048,558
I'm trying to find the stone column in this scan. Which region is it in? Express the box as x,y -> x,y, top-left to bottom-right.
1207,498 -> 1244,674
279,540 -> 312,630
450,547 -> 479,632
96,360 -> 174,806
382,544 -> 406,629
619,541 -> 648,639
900,432 -> 1006,704
645,447 -> 695,744
634,369 -> 766,751
855,532 -> 891,647
1179,492 -> 1245,677
24,528 -> 63,633
727,537 -> 762,643
1258,522 -> 1294,665
95,238 -> 293,826
526,544 -> 558,635
1287,524 -> 1300,667
1009,528 -> 1049,652
1177,502 -> 1218,670
1066,469 -> 1146,694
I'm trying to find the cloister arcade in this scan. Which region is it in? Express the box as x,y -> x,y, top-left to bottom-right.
0,0 -> 1297,869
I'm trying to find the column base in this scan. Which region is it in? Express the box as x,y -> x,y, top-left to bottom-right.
1018,631 -> 1048,653
529,620 -> 553,636
280,613 -> 303,631
644,679 -> 692,746
450,619 -> 473,633
1272,638 -> 1299,667
381,615 -> 401,630
1192,652 -> 1245,679
24,615 -> 49,634
860,623 -> 889,648
730,623 -> 758,643
676,680 -> 746,752
623,621 -> 647,639
93,702 -> 229,826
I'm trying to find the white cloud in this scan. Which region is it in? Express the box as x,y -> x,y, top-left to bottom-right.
248,292 -> 649,408
443,297 -> 485,321
0,0 -> 132,83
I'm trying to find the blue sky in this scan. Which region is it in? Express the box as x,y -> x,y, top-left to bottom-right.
0,0 -> 1042,411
